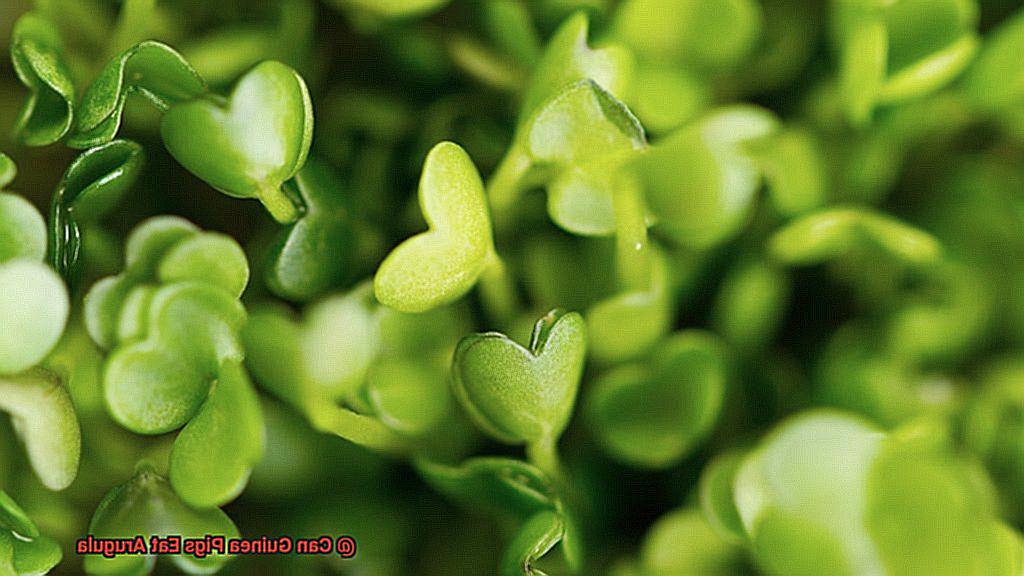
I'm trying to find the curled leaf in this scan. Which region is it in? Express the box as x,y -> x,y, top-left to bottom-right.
10,12 -> 75,146
69,41 -> 206,149
49,140 -> 145,280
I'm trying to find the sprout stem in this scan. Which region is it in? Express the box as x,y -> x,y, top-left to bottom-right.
612,176 -> 650,291
260,184 -> 302,224
478,251 -> 519,325
487,147 -> 531,232
527,436 -> 563,484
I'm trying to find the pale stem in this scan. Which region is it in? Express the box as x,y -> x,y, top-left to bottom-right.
612,177 -> 651,291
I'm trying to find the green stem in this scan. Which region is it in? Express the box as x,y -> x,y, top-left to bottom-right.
487,146 -> 532,233
527,436 -> 563,484
612,176 -> 651,291
260,184 -> 302,224
477,251 -> 519,325
307,404 -> 408,455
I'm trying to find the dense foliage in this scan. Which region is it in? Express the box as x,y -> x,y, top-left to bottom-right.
1,0 -> 1024,574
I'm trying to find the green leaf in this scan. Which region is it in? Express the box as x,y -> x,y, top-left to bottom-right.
500,510 -> 566,576
587,331 -> 729,468
85,464 -> 239,576
416,457 -> 579,576
751,128 -> 827,217
415,457 -> 559,519
69,42 -> 206,149
452,309 -> 586,449
49,140 -> 145,280
961,10 -> 1024,112
492,80 -> 647,235
610,0 -> 762,71
0,155 -> 15,190
170,360 -> 265,508
0,260 -> 70,375
833,0 -> 979,124
712,259 -> 790,354
83,216 -> 247,350
10,12 -> 75,146
0,491 -> 39,540
8,533 -> 62,576
374,142 -> 494,313
0,193 -> 47,264
698,452 -> 748,544
638,509 -> 746,575
264,158 -> 355,301
586,249 -> 671,363
520,12 -> 636,123
366,359 -> 452,437
160,60 -> 313,223
768,207 -> 943,266
103,283 -> 246,435
328,0 -> 452,22
634,106 -> 779,248
0,369 -> 81,491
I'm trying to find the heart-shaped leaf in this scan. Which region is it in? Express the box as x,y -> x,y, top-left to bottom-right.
520,12 -> 635,123
0,368 -> 81,491
49,140 -> 145,280
452,309 -> 586,455
264,158 -> 355,301
160,60 -> 313,224
104,283 -> 246,434
10,12 -> 75,146
84,216 -> 247,350
374,141 -> 494,313
85,463 -> 239,576
633,106 -> 779,248
0,260 -> 70,375
69,41 -> 206,149
587,331 -> 729,468
768,207 -> 942,266
170,360 -> 265,508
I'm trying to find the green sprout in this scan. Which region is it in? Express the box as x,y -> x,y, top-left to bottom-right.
1,1 -> 1024,575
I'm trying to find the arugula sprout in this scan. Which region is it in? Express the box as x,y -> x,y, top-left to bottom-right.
3,2 -> 1024,575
